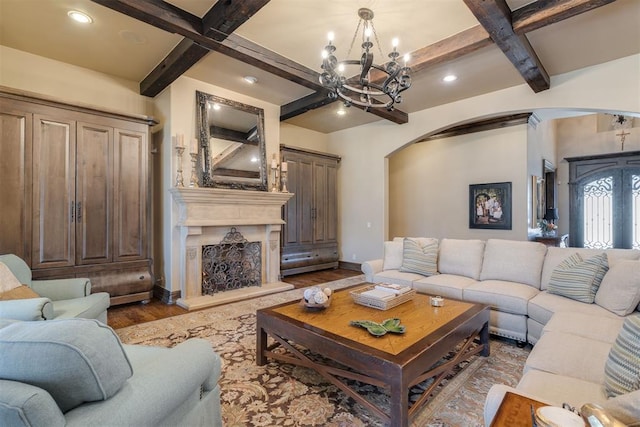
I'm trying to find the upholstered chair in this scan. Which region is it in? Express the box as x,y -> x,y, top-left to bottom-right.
0,254 -> 109,323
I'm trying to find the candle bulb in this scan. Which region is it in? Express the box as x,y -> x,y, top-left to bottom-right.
281,161 -> 288,172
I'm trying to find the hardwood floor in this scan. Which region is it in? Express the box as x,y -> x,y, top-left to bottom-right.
107,268 -> 362,329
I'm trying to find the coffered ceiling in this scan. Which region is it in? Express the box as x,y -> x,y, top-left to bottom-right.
1,0 -> 638,133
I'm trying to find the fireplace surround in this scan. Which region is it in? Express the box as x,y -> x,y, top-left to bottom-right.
170,188 -> 294,310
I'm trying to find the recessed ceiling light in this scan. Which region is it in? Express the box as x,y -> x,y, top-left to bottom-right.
336,109 -> 346,116
243,76 -> 258,84
443,74 -> 457,83
68,10 -> 93,24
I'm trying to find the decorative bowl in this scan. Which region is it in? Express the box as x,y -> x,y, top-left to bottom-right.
300,295 -> 331,311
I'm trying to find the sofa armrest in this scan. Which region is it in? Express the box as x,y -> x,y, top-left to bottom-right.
30,278 -> 91,300
64,339 -> 221,427
0,379 -> 66,427
601,389 -> 640,426
0,298 -> 53,321
361,259 -> 384,282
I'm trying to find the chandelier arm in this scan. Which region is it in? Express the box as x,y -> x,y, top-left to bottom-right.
337,90 -> 393,109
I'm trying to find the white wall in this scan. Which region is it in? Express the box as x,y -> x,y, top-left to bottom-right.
388,125 -> 528,241
328,54 -> 640,264
280,123 -> 329,152
0,46 -> 152,116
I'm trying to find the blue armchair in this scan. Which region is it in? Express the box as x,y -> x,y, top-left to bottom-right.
0,254 -> 109,323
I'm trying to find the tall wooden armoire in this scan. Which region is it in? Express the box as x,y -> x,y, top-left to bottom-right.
280,145 -> 340,276
0,88 -> 155,305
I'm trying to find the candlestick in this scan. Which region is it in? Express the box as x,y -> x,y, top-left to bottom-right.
189,152 -> 199,187
281,168 -> 289,193
175,145 -> 185,187
270,154 -> 279,192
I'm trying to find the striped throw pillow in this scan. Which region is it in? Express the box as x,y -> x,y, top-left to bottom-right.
547,252 -> 609,303
399,238 -> 439,277
604,314 -> 640,397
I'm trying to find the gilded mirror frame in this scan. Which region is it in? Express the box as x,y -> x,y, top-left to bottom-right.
196,90 -> 268,190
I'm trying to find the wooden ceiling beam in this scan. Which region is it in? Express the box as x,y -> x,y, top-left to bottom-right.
463,0 -> 550,93
512,0 -> 617,34
92,0 -> 270,97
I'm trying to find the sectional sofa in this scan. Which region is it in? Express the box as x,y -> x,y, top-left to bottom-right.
361,237 -> 640,425
361,237 -> 640,345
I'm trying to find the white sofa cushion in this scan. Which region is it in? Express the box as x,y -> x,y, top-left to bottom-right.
517,370 -> 607,409
480,239 -> 547,288
382,241 -> 403,270
399,237 -> 439,276
412,274 -> 477,300
371,270 -> 423,288
438,238 -> 485,280
604,314 -> 640,397
464,280 -> 539,316
528,291 -> 618,327
595,260 -> 640,316
542,312 -> 623,344
525,331 -> 610,384
547,252 -> 608,304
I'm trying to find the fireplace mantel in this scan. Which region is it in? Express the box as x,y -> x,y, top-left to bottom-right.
170,187 -> 293,227
170,187 -> 294,310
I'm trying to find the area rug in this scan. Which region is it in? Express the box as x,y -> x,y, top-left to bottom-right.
116,276 -> 530,426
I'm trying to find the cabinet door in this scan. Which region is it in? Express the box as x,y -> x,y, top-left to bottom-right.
283,154 -> 314,246
0,105 -> 32,259
312,160 -> 339,244
76,122 -> 113,265
113,128 -> 148,260
32,114 -> 76,269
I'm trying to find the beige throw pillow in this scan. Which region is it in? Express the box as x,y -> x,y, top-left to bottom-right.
0,285 -> 40,300
0,262 -> 22,292
595,260 -> 640,316
382,240 -> 404,270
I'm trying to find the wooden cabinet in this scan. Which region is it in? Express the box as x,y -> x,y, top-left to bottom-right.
0,89 -> 154,305
280,145 -> 340,276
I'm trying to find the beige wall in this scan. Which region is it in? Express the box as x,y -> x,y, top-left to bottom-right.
388,124 -> 528,241
328,54 -> 640,264
280,123 -> 329,152
0,46 -> 152,116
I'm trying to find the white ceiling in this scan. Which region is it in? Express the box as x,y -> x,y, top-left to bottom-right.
1,0 -> 638,133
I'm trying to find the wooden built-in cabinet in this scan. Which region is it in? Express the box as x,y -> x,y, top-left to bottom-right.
0,89 -> 154,305
280,145 -> 340,276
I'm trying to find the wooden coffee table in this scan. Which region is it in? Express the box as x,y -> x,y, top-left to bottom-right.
256,284 -> 490,427
490,392 -> 548,427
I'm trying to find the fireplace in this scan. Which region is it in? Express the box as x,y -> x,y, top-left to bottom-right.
202,228 -> 261,294
170,188 -> 294,310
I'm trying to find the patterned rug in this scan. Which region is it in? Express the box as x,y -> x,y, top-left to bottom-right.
116,276 -> 530,426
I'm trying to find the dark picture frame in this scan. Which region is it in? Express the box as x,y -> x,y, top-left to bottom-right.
469,182 -> 512,230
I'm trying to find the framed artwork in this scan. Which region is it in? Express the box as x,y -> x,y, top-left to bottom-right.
469,182 -> 512,230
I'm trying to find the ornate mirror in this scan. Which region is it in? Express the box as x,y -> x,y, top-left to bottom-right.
196,91 -> 267,190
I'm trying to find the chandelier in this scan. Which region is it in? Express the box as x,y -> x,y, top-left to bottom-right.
320,8 -> 411,111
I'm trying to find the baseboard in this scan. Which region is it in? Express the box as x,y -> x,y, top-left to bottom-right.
339,261 -> 361,272
153,284 -> 181,305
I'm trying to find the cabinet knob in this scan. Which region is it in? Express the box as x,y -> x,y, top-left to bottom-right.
139,275 -> 145,280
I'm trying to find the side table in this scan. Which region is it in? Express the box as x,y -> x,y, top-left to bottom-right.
490,391 -> 547,427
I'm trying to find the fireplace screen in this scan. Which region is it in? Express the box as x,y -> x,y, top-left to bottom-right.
202,228 -> 262,295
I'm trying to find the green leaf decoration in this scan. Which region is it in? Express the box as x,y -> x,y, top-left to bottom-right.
350,318 -> 406,337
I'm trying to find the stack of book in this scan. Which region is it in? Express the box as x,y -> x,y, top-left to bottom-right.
358,283 -> 412,301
